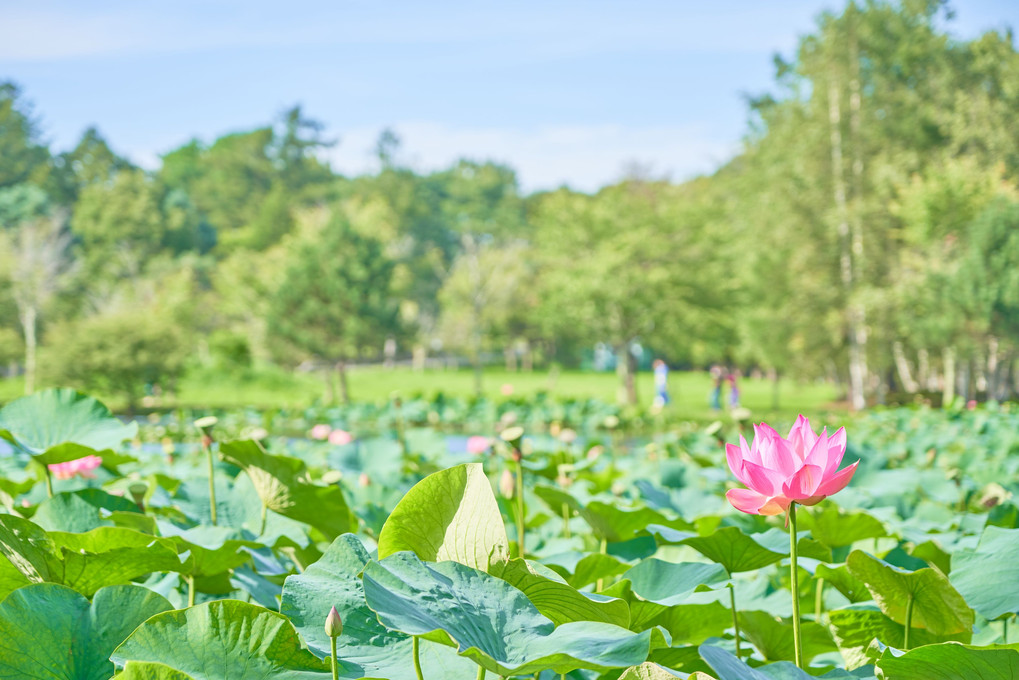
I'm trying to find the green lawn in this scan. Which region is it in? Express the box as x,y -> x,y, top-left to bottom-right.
0,364 -> 843,422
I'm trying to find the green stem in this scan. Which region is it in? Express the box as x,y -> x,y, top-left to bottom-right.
789,503 -> 803,669
514,459 -> 525,558
259,502 -> 268,536
475,665 -> 486,680
331,636 -> 339,680
562,502 -> 571,538
596,538 -> 608,591
205,444 -> 217,526
1005,616 -> 1010,643
904,593 -> 914,650
44,467 -> 53,498
187,575 -> 196,607
815,577 -> 825,622
728,581 -> 741,658
412,636 -> 424,680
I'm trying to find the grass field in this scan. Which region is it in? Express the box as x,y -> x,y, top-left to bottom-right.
0,364 -> 843,422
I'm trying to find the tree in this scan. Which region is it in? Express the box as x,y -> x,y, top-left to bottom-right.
267,214 -> 400,403
0,82 -> 50,190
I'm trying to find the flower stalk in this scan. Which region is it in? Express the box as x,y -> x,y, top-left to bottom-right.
789,502 -> 803,668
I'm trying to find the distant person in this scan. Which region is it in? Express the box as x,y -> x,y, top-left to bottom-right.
728,372 -> 741,409
652,359 -> 670,407
709,365 -> 723,411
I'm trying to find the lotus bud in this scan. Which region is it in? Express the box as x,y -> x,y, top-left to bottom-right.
500,469 -> 515,499
549,422 -> 562,437
586,445 -> 604,461
603,415 -> 620,429
358,473 -> 371,488
324,606 -> 343,638
559,428 -> 577,444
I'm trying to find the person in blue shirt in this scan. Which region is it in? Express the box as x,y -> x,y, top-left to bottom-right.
653,359 -> 670,408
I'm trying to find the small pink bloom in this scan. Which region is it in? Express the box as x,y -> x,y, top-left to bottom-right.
967,400 -> 977,411
466,436 -> 491,455
48,455 -> 103,480
724,415 -> 857,516
358,473 -> 371,487
500,383 -> 514,396
310,424 -> 332,440
328,429 -> 353,446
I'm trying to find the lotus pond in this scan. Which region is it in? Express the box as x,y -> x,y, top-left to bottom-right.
0,389 -> 1018,679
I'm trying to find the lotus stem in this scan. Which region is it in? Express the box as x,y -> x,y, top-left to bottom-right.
903,593 -> 914,650
44,467 -> 53,498
475,665 -> 485,680
412,635 -> 424,680
1005,616 -> 1010,643
331,636 -> 339,680
204,443 -> 217,526
187,575 -> 196,607
789,503 -> 803,668
514,459 -> 525,558
815,577 -> 825,622
562,502 -> 571,538
260,502 -> 268,536
728,582 -> 741,658
596,537 -> 608,591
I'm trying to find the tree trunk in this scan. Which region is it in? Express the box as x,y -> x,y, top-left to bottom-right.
322,368 -> 336,404
942,347 -> 956,407
463,233 -> 485,398
412,344 -> 426,372
20,304 -> 37,395
616,345 -> 635,405
627,350 -> 638,406
892,341 -> 918,393
828,74 -> 866,411
504,346 -> 517,372
917,348 -> 930,390
769,368 -> 780,410
521,340 -> 533,372
987,336 -> 999,399
336,361 -> 350,405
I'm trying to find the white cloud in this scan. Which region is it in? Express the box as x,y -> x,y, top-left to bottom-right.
327,121 -> 738,193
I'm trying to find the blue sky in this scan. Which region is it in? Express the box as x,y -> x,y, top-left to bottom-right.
2,1 -> 1017,192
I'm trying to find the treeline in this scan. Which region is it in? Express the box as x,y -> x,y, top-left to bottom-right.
2,0 -> 1018,408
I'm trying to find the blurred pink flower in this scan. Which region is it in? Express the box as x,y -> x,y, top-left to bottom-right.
967,400 -> 977,411
724,415 -> 857,516
310,424 -> 332,440
466,436 -> 491,455
328,429 -> 353,446
48,455 -> 103,480
500,383 -> 514,396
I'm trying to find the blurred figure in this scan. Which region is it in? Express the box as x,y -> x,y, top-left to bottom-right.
652,359 -> 670,408
709,365 -> 723,411
728,372 -> 741,409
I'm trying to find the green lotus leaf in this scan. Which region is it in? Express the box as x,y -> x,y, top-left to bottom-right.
737,610 -> 837,663
33,489 -> 141,533
116,662 -> 197,679
0,388 -> 136,454
875,642 -> 1019,680
0,583 -> 171,680
617,662 -> 689,678
846,551 -> 974,635
219,440 -> 355,540
362,551 -> 668,675
622,559 -> 729,605
827,606 -> 971,670
799,505 -> 889,549
111,600 -> 348,679
281,534 -> 477,680
949,526 -> 1019,620
673,527 -> 785,574
377,463 -> 509,570
602,579 -> 731,645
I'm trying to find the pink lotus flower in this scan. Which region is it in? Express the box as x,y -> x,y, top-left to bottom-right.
328,429 -> 353,446
466,436 -> 491,455
48,455 -> 103,480
310,424 -> 332,440
725,415 -> 857,516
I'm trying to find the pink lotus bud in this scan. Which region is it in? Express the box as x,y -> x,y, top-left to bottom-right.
358,473 -> 371,487
466,436 -> 491,455
967,400 -> 977,411
324,606 -> 343,638
500,383 -> 514,396
310,424 -> 332,440
724,415 -> 857,516
329,429 -> 353,446
499,469 -> 515,499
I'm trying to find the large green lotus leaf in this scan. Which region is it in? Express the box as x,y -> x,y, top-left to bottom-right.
33,489 -> 141,533
159,525 -> 257,579
0,583 -> 171,680
737,610 -> 837,663
116,662 -> 196,679
111,600 -> 347,679
698,644 -> 812,680
487,557 -> 629,626
533,484 -> 583,515
362,551 -> 667,675
554,552 -> 629,589
48,527 -> 188,597
0,513 -> 57,593
815,563 -> 871,603
219,440 -> 355,540
602,579 -> 731,644
827,607 -> 971,670
622,559 -> 729,605
581,501 -> 689,543
0,388 -> 136,454
799,505 -> 888,549
846,551 -> 974,635
949,526 -> 1019,620
280,534 -> 477,680
875,643 -> 1019,680
377,463 -> 509,571
672,527 -> 785,574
